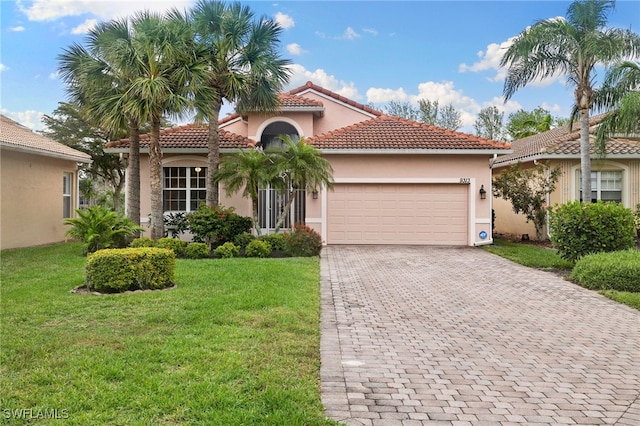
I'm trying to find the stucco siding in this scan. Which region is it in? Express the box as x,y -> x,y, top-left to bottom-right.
1,149 -> 79,250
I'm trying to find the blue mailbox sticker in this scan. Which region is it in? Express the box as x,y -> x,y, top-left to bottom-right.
479,231 -> 488,240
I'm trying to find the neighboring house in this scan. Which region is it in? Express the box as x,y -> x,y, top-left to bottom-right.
491,115 -> 640,239
107,82 -> 510,246
1,115 -> 91,250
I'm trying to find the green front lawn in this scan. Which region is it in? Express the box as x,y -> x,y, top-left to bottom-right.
0,243 -> 339,425
483,237 -> 640,311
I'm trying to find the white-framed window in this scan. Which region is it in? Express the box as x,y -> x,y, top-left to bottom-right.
163,166 -> 207,212
63,172 -> 72,218
258,185 -> 306,232
579,170 -> 622,203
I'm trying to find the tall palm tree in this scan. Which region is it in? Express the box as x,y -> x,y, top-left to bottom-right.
121,10 -> 213,240
191,0 -> 291,207
212,148 -> 279,234
58,19 -> 143,228
271,135 -> 334,232
501,0 -> 640,201
594,60 -> 640,151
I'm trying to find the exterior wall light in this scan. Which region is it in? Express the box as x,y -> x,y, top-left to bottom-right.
479,185 -> 487,200
312,190 -> 319,199
194,167 -> 202,173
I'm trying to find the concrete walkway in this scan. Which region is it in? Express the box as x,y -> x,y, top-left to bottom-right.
320,246 -> 640,425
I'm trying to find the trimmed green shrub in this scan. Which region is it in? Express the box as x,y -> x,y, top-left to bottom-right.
234,232 -> 255,249
549,201 -> 635,262
284,224 -> 322,257
156,237 -> 188,258
214,242 -> 240,258
570,250 -> 640,292
245,240 -> 272,258
260,233 -> 287,252
65,205 -> 144,255
185,242 -> 209,259
634,204 -> 640,238
85,248 -> 175,293
164,212 -> 189,238
130,237 -> 155,248
187,205 -> 252,249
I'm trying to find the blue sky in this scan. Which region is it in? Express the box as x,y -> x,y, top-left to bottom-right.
1,0 -> 639,133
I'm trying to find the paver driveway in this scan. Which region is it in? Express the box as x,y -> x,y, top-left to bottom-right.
320,246 -> 640,425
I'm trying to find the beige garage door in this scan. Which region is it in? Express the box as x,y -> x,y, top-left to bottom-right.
328,183 -> 468,245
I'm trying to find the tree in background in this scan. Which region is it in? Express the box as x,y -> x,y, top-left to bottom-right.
501,0 -> 640,202
41,102 -> 127,212
506,107 -> 556,140
383,100 -> 462,130
474,106 -> 506,140
493,162 -> 562,240
593,60 -> 640,153
191,0 -> 291,207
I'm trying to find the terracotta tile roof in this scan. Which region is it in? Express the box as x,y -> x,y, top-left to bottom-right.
0,115 -> 91,162
287,81 -> 382,117
307,115 -> 511,151
492,114 -> 640,166
106,123 -> 255,150
278,93 -> 324,109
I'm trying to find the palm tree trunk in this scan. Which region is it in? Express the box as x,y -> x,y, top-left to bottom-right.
126,120 -> 141,236
113,171 -> 125,213
579,108 -> 592,203
274,189 -> 296,233
149,115 -> 164,240
206,101 -> 222,207
252,195 -> 261,236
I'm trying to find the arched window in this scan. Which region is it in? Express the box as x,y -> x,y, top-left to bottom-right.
260,121 -> 298,151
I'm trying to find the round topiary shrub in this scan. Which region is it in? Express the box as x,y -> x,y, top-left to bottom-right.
185,242 -> 209,259
214,241 -> 240,258
85,247 -> 175,293
245,240 -> 272,258
284,224 -> 322,257
549,200 -> 635,262
130,237 -> 155,248
260,233 -> 287,252
156,237 -> 188,258
234,232 -> 255,249
570,249 -> 640,292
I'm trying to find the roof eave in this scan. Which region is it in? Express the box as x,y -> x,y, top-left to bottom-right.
1,142 -> 92,163
491,152 -> 640,168
318,148 -> 513,155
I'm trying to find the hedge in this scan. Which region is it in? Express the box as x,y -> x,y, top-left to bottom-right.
85,248 -> 175,293
570,249 -> 640,292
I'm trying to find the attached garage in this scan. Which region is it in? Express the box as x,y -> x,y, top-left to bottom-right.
327,183 -> 468,245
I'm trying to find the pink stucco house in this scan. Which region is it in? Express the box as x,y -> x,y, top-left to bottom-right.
492,115 -> 640,240
1,115 -> 91,250
108,82 -> 511,246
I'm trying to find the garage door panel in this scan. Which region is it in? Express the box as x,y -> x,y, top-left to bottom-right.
328,183 -> 468,245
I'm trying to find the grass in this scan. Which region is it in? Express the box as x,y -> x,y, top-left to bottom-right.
483,237 -> 640,311
0,243 -> 340,425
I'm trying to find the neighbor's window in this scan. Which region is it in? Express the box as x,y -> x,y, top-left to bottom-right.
163,167 -> 207,212
63,172 -> 72,218
579,170 -> 622,203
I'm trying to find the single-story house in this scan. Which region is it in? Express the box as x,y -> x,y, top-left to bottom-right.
1,115 -> 91,250
491,115 -> 640,239
108,81 -> 510,246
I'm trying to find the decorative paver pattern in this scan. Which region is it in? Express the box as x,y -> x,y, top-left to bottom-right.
320,246 -> 640,425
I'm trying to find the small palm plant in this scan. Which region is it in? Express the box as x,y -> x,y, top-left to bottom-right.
64,205 -> 143,255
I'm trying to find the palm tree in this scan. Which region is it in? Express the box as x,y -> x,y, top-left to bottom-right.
594,60 -> 640,151
122,10 -> 214,240
191,0 -> 291,207
58,19 -> 143,228
271,135 -> 334,232
500,0 -> 640,201
212,148 -> 279,234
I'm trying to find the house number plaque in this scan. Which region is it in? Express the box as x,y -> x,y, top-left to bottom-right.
459,178 -> 471,184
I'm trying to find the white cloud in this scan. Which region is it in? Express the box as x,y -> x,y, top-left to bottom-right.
1,109 -> 46,131
16,0 -> 193,21
71,18 -> 97,34
0,64 -> 8,72
10,26 -> 26,32
286,43 -> 305,56
49,71 -> 60,80
274,12 -> 294,29
285,64 -> 360,100
342,27 -> 360,40
459,37 -> 514,82
362,28 -> 378,36
366,87 -> 409,103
